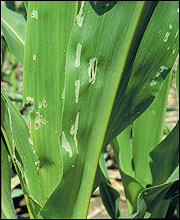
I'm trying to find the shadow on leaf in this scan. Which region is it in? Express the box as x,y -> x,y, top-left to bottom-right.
89,1 -> 118,15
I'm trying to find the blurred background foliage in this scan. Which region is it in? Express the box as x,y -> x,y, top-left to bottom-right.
1,1 -> 33,127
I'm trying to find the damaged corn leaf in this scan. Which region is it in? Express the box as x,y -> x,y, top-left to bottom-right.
40,1 -> 157,219
1,5 -> 26,65
40,1 -> 179,219
1,89 -> 43,218
96,2 -> 178,214
23,1 -> 77,203
105,1 -> 179,146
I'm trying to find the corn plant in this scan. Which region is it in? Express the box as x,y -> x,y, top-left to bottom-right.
1,1 -> 179,219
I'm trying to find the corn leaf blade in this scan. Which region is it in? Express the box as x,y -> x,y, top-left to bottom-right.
17,1 -> 179,219
23,1 -> 77,205
94,153 -> 122,219
1,89 -> 43,218
132,70 -> 173,188
105,1 -> 179,145
1,5 -> 26,65
150,121 -> 179,186
111,137 -> 144,215
1,137 -> 17,219
126,120 -> 179,218
40,2 -> 155,218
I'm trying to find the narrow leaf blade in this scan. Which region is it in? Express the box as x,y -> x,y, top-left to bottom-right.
1,5 -> 26,65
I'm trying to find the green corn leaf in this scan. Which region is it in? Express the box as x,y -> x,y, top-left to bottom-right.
149,199 -> 171,219
94,153 -> 122,219
111,137 -> 143,215
99,181 -> 121,219
126,167 -> 179,219
1,136 -> 17,219
114,68 -> 176,215
150,121 -> 179,186
1,5 -> 26,65
126,122 -> 179,218
39,2 -> 179,218
143,181 -> 179,214
111,126 -> 135,214
114,126 -> 134,178
1,89 -> 43,218
40,2 -> 150,218
1,36 -> 7,67
126,180 -> 178,219
165,192 -> 179,219
93,154 -> 108,193
4,1 -> 177,218
105,1 -> 179,145
23,1 -> 77,206
132,69 -> 173,188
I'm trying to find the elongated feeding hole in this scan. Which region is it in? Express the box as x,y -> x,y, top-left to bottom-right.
175,31 -> 178,38
70,112 -> 79,154
74,113 -> 80,154
150,80 -> 157,87
70,125 -> 75,135
40,116 -> 46,125
75,44 -> 82,67
163,32 -> 170,42
33,55 -> 36,60
156,72 -> 160,77
75,80 -> 80,103
62,131 -> 72,157
26,96 -> 34,104
31,10 -> 38,19
172,48 -> 176,54
77,1 -> 85,27
88,58 -> 98,84
160,66 -> 168,72
62,90 -> 65,99
28,138 -> 33,145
